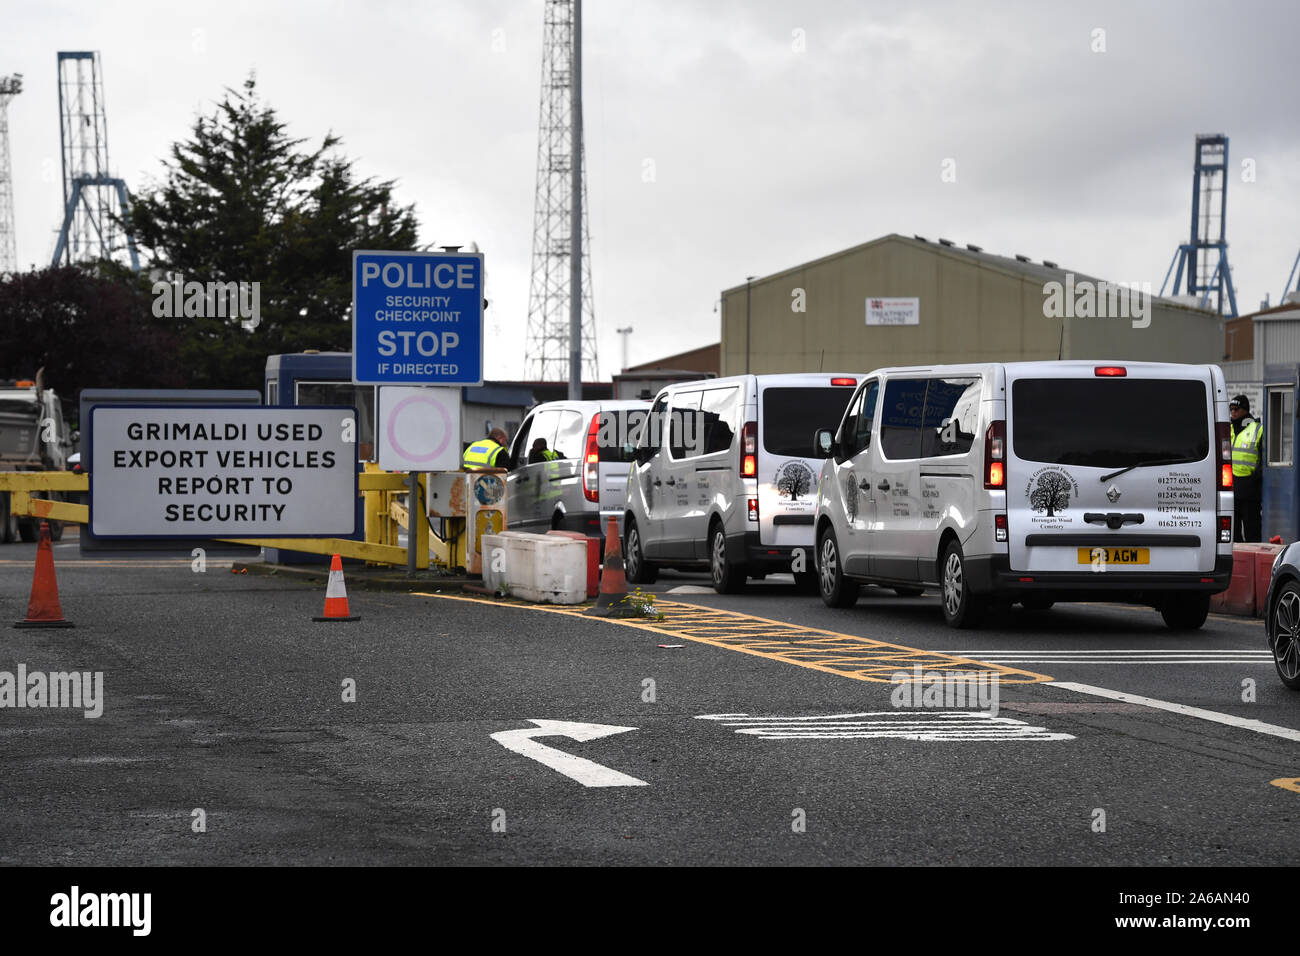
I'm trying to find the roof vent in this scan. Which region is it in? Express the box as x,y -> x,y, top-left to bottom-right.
913,235 -> 928,242
1042,260 -> 1058,269
938,238 -> 954,247
966,244 -> 983,253
1015,254 -> 1030,262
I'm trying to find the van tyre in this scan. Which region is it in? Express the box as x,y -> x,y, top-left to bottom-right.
710,522 -> 744,594
817,526 -> 859,608
623,518 -> 657,585
17,517 -> 37,543
1270,581 -> 1300,690
940,540 -> 986,629
1160,593 -> 1209,631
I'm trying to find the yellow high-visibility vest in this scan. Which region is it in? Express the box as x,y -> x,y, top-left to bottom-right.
1231,419 -> 1262,478
463,439 -> 505,469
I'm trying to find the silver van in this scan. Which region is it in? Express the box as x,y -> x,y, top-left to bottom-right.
623,373 -> 861,592
813,361 -> 1234,629
505,399 -> 649,539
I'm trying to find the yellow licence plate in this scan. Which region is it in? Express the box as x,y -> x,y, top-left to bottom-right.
1077,547 -> 1150,565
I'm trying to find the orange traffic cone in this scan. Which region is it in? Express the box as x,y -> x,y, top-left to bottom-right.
14,520 -> 74,628
585,515 -> 637,618
313,554 -> 360,622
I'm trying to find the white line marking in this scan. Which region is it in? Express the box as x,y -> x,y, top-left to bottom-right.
1048,682 -> 1300,743
942,649 -> 1271,664
696,712 -> 1073,741
953,659 -> 1271,665
490,719 -> 648,788
945,649 -> 1269,654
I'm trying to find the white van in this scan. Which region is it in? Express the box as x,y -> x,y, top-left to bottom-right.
506,399 -> 649,540
623,373 -> 861,592
812,361 -> 1234,629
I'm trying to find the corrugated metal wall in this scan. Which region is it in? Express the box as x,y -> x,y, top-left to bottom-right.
720,235 -> 1224,375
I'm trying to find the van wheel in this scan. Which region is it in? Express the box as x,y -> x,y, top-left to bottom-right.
623,519 -> 657,585
1270,583 -> 1300,690
940,540 -> 986,629
817,526 -> 859,608
1160,593 -> 1209,631
17,518 -> 37,543
710,523 -> 745,594
893,586 -> 923,598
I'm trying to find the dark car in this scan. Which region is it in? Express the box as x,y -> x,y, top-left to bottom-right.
1266,542 -> 1300,690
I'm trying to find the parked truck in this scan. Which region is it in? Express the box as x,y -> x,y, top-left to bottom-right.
0,371 -> 75,542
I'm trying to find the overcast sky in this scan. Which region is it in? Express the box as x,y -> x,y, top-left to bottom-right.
5,0 -> 1298,379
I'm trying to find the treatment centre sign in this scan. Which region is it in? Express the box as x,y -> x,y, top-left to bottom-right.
89,405 -> 358,538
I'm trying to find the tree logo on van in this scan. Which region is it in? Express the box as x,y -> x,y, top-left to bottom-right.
775,461 -> 814,501
1026,468 -> 1077,517
843,472 -> 858,519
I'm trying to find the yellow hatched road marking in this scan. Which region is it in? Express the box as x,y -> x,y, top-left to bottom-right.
408,592 -> 1052,684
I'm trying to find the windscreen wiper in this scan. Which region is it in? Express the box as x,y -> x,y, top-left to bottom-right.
1099,457 -> 1200,482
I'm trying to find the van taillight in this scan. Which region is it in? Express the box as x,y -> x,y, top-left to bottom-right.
741,421 -> 757,477
582,413 -> 601,502
995,513 -> 1008,542
1218,515 -> 1232,543
747,498 -> 758,522
1216,421 -> 1232,491
830,377 -> 856,386
984,420 -> 1006,489
1095,366 -> 1127,377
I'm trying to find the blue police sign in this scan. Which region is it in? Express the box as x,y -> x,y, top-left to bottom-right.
352,250 -> 484,386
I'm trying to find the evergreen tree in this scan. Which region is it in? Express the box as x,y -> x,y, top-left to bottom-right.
127,76 -> 421,388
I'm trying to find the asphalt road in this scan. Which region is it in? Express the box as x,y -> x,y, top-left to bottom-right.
1,531 -> 1298,866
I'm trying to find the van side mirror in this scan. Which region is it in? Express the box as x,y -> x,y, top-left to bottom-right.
814,428 -> 834,457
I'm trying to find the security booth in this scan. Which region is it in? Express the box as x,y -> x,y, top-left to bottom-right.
1221,298 -> 1300,544
1262,363 -> 1299,543
263,352 -> 371,564
264,352 -> 534,567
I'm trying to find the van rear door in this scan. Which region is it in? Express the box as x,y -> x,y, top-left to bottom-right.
1006,366 -> 1218,574
757,379 -> 857,547
595,408 -> 644,529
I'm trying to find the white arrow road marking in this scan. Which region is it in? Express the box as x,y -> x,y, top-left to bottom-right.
491,719 -> 649,788
696,712 -> 1073,741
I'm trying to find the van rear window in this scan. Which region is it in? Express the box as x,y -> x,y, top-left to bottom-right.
1011,378 -> 1209,467
597,410 -> 643,463
762,387 -> 856,458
